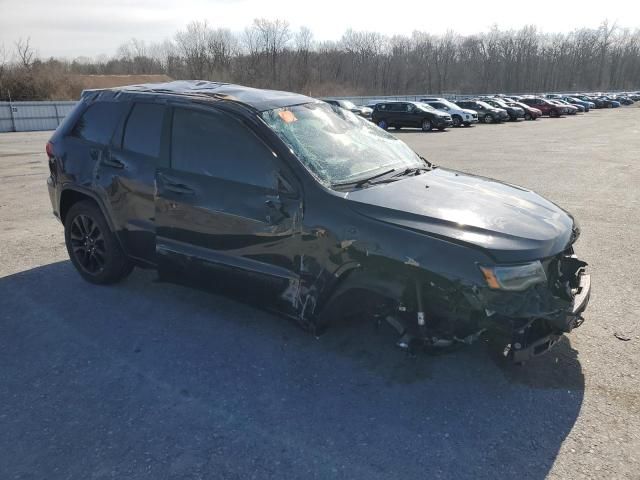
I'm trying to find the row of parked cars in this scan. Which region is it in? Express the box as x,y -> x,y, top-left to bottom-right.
324,91 -> 639,132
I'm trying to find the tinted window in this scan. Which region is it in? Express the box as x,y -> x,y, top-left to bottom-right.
71,101 -> 126,145
123,103 -> 165,157
171,108 -> 276,188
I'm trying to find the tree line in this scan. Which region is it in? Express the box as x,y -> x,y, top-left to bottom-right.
1,19 -> 639,101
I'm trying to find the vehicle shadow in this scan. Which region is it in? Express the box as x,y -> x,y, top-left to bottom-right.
0,261 -> 585,480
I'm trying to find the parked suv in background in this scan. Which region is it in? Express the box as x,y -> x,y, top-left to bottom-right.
520,97 -> 564,117
323,99 -> 373,118
455,100 -> 507,124
483,98 -> 525,121
372,101 -> 453,131
505,100 -> 541,120
420,98 -> 478,127
45,81 -> 590,362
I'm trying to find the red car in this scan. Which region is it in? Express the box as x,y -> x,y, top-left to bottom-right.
507,101 -> 542,120
520,97 -> 564,117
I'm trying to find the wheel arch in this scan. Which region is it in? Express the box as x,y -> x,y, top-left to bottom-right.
313,264 -> 409,332
59,187 -> 120,242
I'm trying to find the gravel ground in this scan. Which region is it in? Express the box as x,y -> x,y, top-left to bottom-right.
1,108 -> 639,479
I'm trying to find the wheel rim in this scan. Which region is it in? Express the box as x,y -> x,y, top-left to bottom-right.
525,113 -> 531,120
70,214 -> 106,274
453,117 -> 461,127
422,120 -> 431,130
378,120 -> 387,129
484,115 -> 493,124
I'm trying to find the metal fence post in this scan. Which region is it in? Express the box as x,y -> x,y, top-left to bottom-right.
8,93 -> 16,132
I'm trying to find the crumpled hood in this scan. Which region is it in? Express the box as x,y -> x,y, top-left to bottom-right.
345,168 -> 575,263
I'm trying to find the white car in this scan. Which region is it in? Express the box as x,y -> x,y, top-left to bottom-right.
420,98 -> 479,127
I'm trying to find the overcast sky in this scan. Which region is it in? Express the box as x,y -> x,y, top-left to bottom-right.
1,0 -> 639,59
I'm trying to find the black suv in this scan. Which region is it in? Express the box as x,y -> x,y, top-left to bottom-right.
482,98 -> 525,121
46,81 -> 590,362
454,100 -> 508,124
371,101 -> 452,131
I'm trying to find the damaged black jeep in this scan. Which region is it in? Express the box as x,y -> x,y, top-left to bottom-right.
46,81 -> 591,362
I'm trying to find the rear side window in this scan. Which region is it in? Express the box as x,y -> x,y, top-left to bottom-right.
123,103 -> 165,157
171,108 -> 277,189
71,101 -> 126,145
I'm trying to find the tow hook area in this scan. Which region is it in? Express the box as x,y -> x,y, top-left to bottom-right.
505,272 -> 591,363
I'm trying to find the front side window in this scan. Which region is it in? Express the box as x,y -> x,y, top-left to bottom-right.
260,103 -> 424,187
71,101 -> 127,145
171,107 -> 277,189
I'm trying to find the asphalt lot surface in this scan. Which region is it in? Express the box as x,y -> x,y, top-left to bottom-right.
1,108 -> 639,479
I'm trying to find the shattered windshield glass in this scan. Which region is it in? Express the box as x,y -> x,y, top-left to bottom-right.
260,103 -> 423,187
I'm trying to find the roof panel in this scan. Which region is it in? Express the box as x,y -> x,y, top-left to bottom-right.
83,80 -> 318,112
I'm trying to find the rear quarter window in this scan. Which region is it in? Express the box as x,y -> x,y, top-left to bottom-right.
122,103 -> 166,158
70,101 -> 127,145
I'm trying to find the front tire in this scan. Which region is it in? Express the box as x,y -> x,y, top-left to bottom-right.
377,119 -> 388,130
524,112 -> 532,120
421,119 -> 433,131
483,114 -> 494,124
452,115 -> 462,127
64,200 -> 133,285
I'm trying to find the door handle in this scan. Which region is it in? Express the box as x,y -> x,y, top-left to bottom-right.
102,157 -> 124,169
165,183 -> 195,195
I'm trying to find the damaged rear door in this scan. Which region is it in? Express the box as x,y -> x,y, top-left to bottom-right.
155,104 -> 303,309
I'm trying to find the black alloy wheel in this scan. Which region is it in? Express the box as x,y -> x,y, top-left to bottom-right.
69,214 -> 106,275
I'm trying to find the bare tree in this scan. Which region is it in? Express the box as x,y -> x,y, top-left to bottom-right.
251,18 -> 291,82
15,37 -> 35,69
175,21 -> 212,79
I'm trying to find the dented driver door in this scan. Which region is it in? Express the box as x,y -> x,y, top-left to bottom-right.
155,106 -> 303,309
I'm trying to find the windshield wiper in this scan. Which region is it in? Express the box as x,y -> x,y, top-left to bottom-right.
332,168 -> 396,188
392,166 -> 431,178
419,155 -> 437,169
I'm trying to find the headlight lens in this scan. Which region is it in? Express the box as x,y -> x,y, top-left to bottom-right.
479,261 -> 547,291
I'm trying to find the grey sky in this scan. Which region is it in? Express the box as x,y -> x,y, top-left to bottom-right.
1,0 -> 639,59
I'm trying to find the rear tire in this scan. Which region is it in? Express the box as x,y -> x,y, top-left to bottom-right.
421,119 -> 433,131
64,200 -> 133,285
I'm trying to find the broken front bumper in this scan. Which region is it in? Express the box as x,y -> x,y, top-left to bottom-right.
509,273 -> 591,363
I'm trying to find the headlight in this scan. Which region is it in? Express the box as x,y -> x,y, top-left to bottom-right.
479,261 -> 547,291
